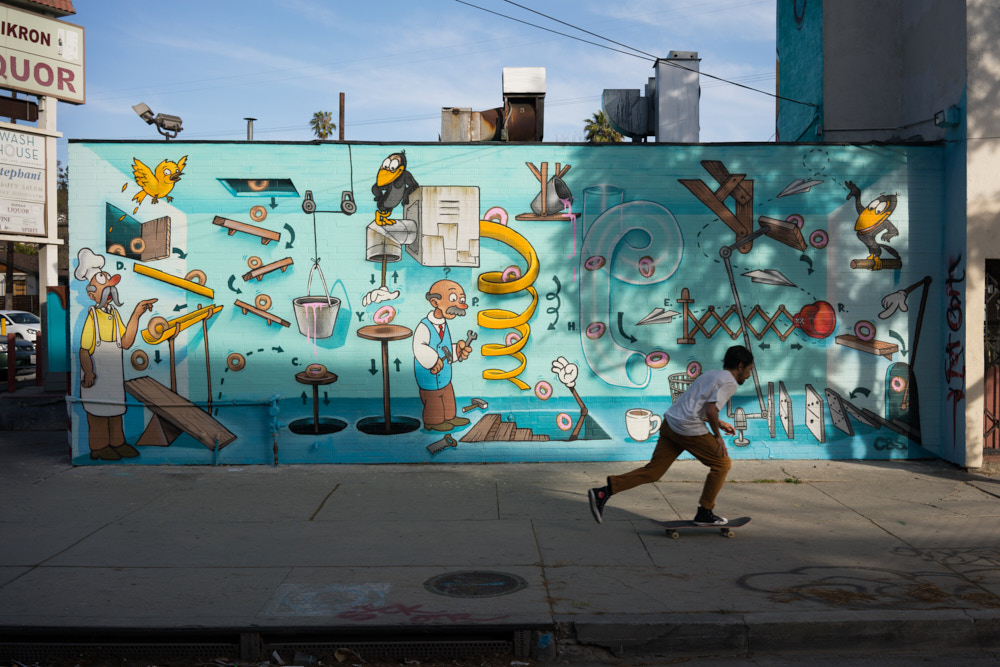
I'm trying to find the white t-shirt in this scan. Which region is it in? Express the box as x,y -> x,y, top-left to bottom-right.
665,369 -> 738,436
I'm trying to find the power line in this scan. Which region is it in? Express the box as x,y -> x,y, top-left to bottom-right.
500,0 -> 657,59
456,0 -> 817,108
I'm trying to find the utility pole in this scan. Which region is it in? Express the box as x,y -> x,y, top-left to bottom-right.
339,93 -> 345,141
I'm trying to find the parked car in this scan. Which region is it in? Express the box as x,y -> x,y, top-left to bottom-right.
0,338 -> 35,373
0,310 -> 40,342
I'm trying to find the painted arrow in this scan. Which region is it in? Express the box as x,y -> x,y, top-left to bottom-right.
850,387 -> 872,398
889,330 -> 909,356
323,391 -> 330,406
284,223 -> 295,249
173,303 -> 188,312
393,358 -> 401,372
617,312 -> 637,343
369,359 -> 378,375
228,275 -> 242,294
270,196 -> 278,210
799,254 -> 814,275
172,247 -> 187,259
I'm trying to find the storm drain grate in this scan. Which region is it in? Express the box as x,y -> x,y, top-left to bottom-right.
424,570 -> 528,598
0,641 -> 238,662
270,639 -> 514,661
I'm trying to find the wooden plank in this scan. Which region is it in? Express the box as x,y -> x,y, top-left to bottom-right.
514,427 -> 532,441
212,215 -> 281,245
124,376 -> 237,450
495,420 -> 516,441
242,257 -> 294,282
713,174 -> 745,202
460,413 -> 500,443
701,160 -> 752,204
678,179 -> 745,235
835,334 -> 898,360
234,299 -> 291,327
531,434 -> 549,441
485,417 -> 504,441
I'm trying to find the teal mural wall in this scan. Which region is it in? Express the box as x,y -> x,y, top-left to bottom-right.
67,140 -> 947,465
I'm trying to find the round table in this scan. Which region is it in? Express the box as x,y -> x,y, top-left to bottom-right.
356,324 -> 419,434
291,369 -> 345,435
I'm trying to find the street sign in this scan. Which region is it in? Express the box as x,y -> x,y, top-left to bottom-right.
0,127 -> 44,235
0,5 -> 85,104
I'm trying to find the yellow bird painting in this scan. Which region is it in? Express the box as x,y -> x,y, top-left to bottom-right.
128,156 -> 187,214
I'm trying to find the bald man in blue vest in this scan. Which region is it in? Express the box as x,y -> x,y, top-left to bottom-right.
412,279 -> 473,432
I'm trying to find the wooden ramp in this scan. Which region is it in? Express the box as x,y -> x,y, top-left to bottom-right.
125,375 -> 237,450
460,413 -> 549,442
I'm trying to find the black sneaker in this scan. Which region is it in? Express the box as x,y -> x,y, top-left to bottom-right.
588,485 -> 611,524
693,507 -> 728,526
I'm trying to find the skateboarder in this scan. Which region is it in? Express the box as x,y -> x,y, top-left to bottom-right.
588,345 -> 755,526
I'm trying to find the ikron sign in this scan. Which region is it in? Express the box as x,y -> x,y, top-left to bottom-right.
0,5 -> 84,104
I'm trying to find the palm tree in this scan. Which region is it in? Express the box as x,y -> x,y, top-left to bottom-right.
310,111 -> 336,140
583,110 -> 622,143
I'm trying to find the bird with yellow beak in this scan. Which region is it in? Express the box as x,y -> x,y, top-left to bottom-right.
372,151 -> 419,226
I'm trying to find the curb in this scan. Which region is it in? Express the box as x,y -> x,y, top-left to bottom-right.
571,610 -> 1000,658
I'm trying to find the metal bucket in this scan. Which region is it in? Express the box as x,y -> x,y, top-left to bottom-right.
293,263 -> 339,339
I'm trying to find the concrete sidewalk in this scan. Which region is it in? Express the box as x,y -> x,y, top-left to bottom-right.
2,428 -> 1000,662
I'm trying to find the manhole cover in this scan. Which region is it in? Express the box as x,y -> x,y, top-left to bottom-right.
424,570 -> 528,598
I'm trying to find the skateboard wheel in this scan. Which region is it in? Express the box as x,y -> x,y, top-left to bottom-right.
669,531 -> 680,539
723,530 -> 734,538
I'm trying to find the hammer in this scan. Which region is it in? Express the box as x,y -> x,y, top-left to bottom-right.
463,397 -> 488,412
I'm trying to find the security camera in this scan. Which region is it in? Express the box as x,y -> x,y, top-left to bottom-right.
156,114 -> 183,133
132,103 -> 155,124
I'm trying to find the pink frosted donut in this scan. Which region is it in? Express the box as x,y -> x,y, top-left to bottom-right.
584,255 -> 606,271
891,376 -> 906,392
585,322 -> 606,340
637,256 -> 655,278
645,350 -> 669,369
505,331 -> 522,346
687,361 -> 702,378
809,229 -> 829,249
484,206 -> 509,226
786,214 -> 805,228
556,412 -> 573,431
502,265 -> 522,282
373,305 -> 397,325
854,320 -> 875,342
534,380 -> 553,401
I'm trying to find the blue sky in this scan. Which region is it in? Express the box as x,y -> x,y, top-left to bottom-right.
55,0 -> 776,164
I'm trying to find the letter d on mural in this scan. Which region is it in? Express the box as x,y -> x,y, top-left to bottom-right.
0,5 -> 84,104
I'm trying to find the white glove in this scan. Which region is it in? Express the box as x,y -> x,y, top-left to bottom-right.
551,356 -> 578,388
362,286 -> 400,307
879,290 -> 908,319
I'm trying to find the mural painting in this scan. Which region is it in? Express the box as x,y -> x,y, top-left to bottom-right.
67,141 -> 948,465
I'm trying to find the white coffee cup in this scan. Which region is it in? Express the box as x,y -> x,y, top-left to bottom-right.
626,408 -> 662,442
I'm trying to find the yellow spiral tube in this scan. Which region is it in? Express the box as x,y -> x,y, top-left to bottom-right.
477,219 -> 539,390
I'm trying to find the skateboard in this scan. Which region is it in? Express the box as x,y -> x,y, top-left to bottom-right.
650,516 -> 751,539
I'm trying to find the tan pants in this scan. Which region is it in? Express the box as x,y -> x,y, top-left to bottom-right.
608,421 -> 732,510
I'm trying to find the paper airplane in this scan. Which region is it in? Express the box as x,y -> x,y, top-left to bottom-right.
637,308 -> 682,325
777,179 -> 823,198
742,269 -> 796,287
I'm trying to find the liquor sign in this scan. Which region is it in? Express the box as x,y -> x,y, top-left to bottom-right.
0,127 -> 44,235
0,5 -> 84,104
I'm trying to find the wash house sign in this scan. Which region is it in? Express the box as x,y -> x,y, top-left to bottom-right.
0,128 -> 43,235
0,4 -> 84,104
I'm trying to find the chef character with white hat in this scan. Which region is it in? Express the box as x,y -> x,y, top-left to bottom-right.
75,248 -> 157,461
